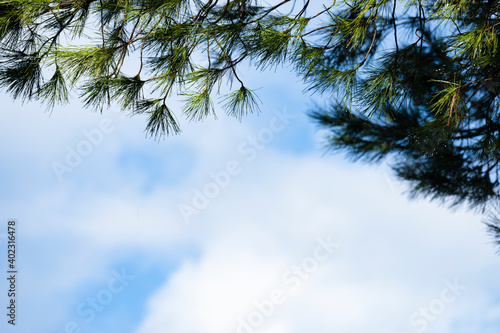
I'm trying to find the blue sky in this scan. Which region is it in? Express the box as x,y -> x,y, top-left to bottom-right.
1,3 -> 500,332
0,63 -> 499,333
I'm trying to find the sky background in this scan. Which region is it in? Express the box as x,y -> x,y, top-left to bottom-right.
1,2 -> 500,332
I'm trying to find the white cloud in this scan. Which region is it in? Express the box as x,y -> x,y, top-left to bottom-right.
0,64 -> 498,333
129,148 -> 499,333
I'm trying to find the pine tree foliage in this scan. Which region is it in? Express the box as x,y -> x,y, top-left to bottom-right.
298,1 -> 500,250
3,1 -> 500,240
309,1 -> 500,209
0,0 -> 346,137
5,0 -> 478,136
484,199 -> 500,253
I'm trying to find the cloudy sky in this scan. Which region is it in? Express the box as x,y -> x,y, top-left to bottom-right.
1,9 -> 500,333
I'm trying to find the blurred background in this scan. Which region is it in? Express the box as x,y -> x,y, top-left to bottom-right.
0,60 -> 499,333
